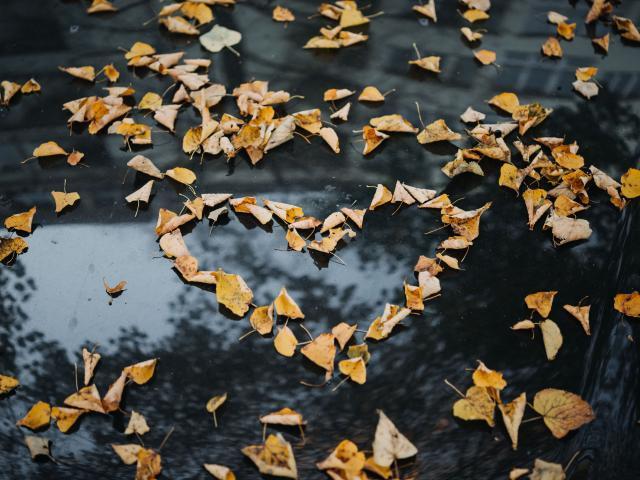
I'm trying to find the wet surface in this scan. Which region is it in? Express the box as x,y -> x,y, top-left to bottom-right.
1,0 -> 640,478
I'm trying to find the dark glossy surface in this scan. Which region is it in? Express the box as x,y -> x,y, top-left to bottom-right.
1,1 -> 640,478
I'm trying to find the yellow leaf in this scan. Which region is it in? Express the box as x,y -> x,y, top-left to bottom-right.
51,191 -> 80,213
64,385 -> 105,413
4,206 -> 36,233
274,287 -> 304,319
51,406 -> 86,433
369,184 -> 392,210
529,459 -> 565,480
563,304 -> 590,335
34,141 -> 67,157
21,78 -> 41,93
462,9 -> 489,22
474,49 -> 496,65
417,119 -> 461,144
136,448 -> 162,480
285,228 -> 306,252
301,333 -> 336,372
59,66 -> 96,82
621,168 -> 640,198
338,357 -> 366,384
557,22 -> 576,40
488,92 -> 520,114
362,126 -> 388,154
125,42 -> 155,60
17,401 -> 51,430
242,433 -> 297,479
358,86 -> 384,102
330,323 -> 356,351
113,443 -> 143,465
0,237 -> 28,262
404,282 -> 424,311
165,167 -> 197,185
0,374 -> 19,394
525,291 -> 557,318
124,358 -> 158,385
533,388 -> 595,438
260,407 -> 305,426
340,8 -> 369,28
575,67 -> 598,82
274,325 -> 298,357
138,92 -> 163,111
317,439 -> 366,477
452,386 -> 495,426
102,371 -> 127,413
542,37 -> 563,57
206,392 -> 227,427
472,361 -> 507,390
273,6 -> 295,22
498,393 -> 526,450
104,279 -> 127,296
82,348 -> 101,386
103,64 -> 120,82
614,292 -> 640,318
215,270 -> 253,317
409,55 -> 441,73
250,305 -> 274,335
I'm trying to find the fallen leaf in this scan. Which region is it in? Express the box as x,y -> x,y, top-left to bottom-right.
165,167 -> 196,185
547,11 -> 568,25
59,66 -> 96,82
338,357 -> 366,384
273,6 -> 295,22
200,25 -> 242,53
82,348 -> 101,386
125,410 -> 150,435
540,319 -> 563,360
274,325 -> 298,357
533,388 -> 595,438
460,106 -> 485,123
573,80 -> 599,99
51,406 -> 86,433
301,333 -> 336,373
365,304 -> 412,340
320,127 -> 340,153
373,410 -> 418,467
525,291 -> 557,318
417,119 -> 461,144
206,392 -> 227,427
102,371 -> 127,413
614,292 -> 640,318
160,16 -> 200,35
460,27 -> 483,42
358,86 -> 385,102
362,126 -> 388,154
124,358 -> 158,385
409,55 -> 441,73
462,9 -> 489,23
472,361 -> 506,390
64,385 -> 105,413
332,323 -> 356,350
274,287 -> 305,319
453,385 -> 495,426
317,439 -> 366,478
25,436 -> 51,460
413,1 -> 436,22
0,374 -> 19,394
592,34 -> 609,53
498,393 -> 526,450
529,459 -> 566,480
204,464 -> 236,480
474,49 -> 496,65
136,448 -> 162,480
216,270 -> 253,317
4,207 -> 36,233
563,304 -> 590,335
250,305 -> 274,335
242,433 -> 297,479
17,401 -> 51,430
104,279 -> 127,296
260,407 -> 306,426
542,37 -> 563,58
621,168 -> 640,198
51,191 -> 80,213
127,155 -> 164,179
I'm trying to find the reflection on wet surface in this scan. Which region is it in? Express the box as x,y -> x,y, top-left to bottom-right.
1,0 -> 640,478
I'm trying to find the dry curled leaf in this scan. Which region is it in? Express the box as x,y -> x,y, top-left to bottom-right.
542,37 -> 563,58
273,6 -> 295,22
204,464 -> 236,480
563,304 -> 590,335
242,433 -> 297,479
499,393 -> 526,450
